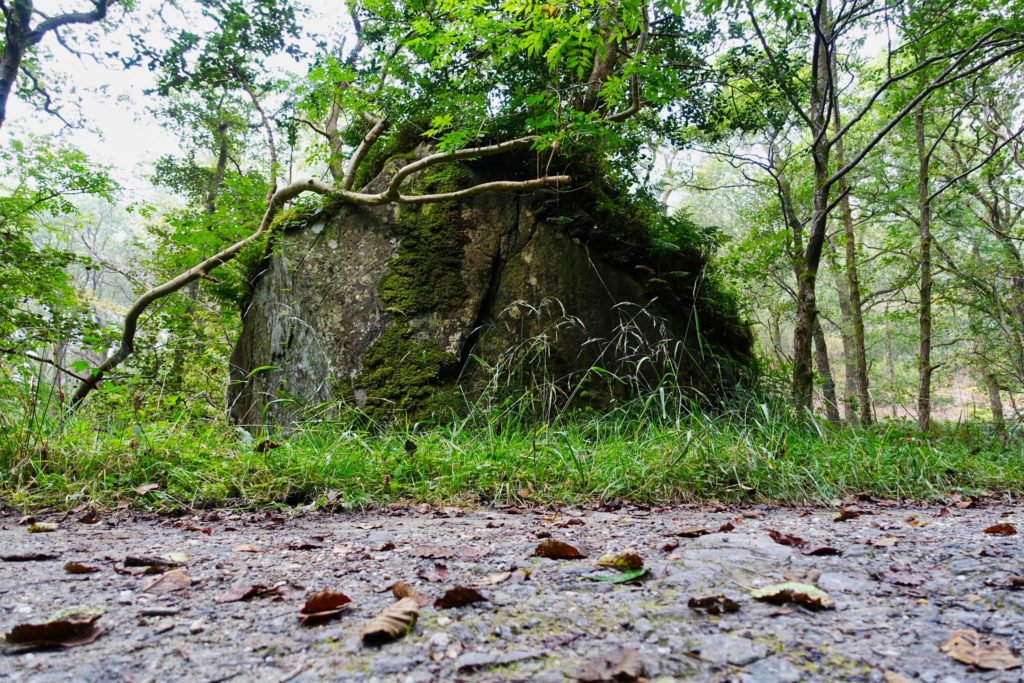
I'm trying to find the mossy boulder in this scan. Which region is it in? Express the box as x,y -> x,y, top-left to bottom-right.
227,148 -> 752,426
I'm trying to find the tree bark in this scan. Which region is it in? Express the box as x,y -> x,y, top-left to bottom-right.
915,102 -> 934,432
813,319 -> 841,425
825,243 -> 860,424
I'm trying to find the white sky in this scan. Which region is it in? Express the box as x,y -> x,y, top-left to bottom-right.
3,1 -> 342,193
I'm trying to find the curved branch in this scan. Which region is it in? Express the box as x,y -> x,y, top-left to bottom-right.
71,138 -> 571,405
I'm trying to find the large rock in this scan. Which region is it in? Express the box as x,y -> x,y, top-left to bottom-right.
227,154 -> 751,426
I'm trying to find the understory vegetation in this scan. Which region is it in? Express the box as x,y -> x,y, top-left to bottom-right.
2,374 -> 1020,510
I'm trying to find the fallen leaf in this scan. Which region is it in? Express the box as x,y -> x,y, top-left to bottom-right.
803,546 -> 842,556
688,595 -> 741,615
391,581 -> 431,607
767,529 -> 807,548
141,567 -> 191,594
417,562 -> 449,583
135,483 -> 159,495
458,546 -> 490,560
282,541 -> 321,551
435,586 -> 488,608
298,589 -> 352,624
1,552 -> 60,562
940,629 -> 1023,670
866,536 -> 899,547
534,539 -> 587,559
478,571 -> 512,586
576,645 -> 644,682
906,516 -> 928,527
675,526 -> 711,538
589,567 -> 649,584
125,555 -> 184,569
27,522 -> 59,533
883,671 -> 913,683
64,561 -> 101,574
361,597 -> 419,646
1007,575 -> 1024,590
984,523 -> 1017,536
718,521 -> 736,533
233,544 -> 262,553
595,552 -> 643,571
4,608 -> 104,649
411,544 -> 455,559
750,582 -> 834,610
834,506 -> 860,522
870,567 -> 925,587
215,583 -> 283,603
661,540 -> 679,552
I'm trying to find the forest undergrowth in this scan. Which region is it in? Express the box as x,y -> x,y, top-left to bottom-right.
1,376 -> 1019,511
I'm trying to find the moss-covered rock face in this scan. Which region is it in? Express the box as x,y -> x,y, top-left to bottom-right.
228,148 -> 752,427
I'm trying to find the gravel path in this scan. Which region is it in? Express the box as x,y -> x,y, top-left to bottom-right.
1,502 -> 1022,682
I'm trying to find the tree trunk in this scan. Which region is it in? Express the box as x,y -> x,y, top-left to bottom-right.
829,62 -> 871,425
813,319 -> 841,425
0,1 -> 32,130
825,243 -> 859,424
915,102 -> 933,432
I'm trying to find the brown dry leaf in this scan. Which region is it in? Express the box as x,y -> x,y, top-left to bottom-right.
1007,575 -> 1024,590
834,506 -> 860,522
718,521 -> 736,533
870,567 -> 925,587
477,571 -> 512,586
533,539 -> 587,560
4,611 -> 103,649
661,540 -> 680,553
64,561 -> 101,575
391,581 -> 431,607
134,483 -> 159,495
803,546 -> 842,556
124,555 -> 184,569
750,582 -> 835,610
767,529 -> 807,548
282,540 -> 322,550
576,645 -> 644,682
675,526 -> 711,538
27,522 -> 59,533
361,597 -> 419,646
458,546 -> 490,560
141,567 -> 191,594
984,523 -> 1017,536
883,672 -> 913,683
867,536 -> 899,547
687,595 -> 740,615
215,582 -> 282,603
595,552 -> 644,571
298,589 -> 352,625
435,586 -> 488,609
233,544 -> 262,553
411,544 -> 455,559
417,563 -> 449,583
940,629 -> 1023,670
906,516 -> 928,527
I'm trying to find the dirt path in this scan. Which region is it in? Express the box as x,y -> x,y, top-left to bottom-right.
1,502 -> 1021,682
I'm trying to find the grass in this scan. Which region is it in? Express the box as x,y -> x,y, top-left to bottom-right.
1,393 -> 1021,511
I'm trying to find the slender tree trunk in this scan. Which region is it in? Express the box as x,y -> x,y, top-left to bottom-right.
792,0 -> 832,415
813,320 -> 841,425
884,305 -> 897,417
830,68 -> 871,425
915,103 -> 934,432
825,243 -> 859,424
